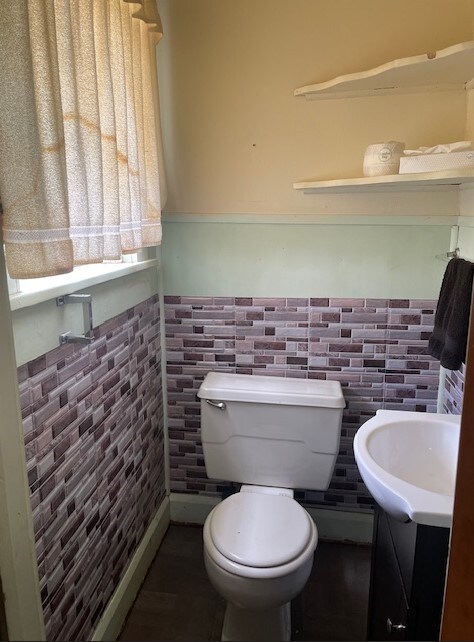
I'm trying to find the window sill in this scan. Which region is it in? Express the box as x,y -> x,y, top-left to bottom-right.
9,259 -> 159,311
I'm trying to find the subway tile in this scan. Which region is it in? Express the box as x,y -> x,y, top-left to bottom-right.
18,296 -> 165,642
165,295 -> 438,515
443,364 -> 465,415
389,299 -> 410,308
28,355 -> 47,377
57,354 -> 91,385
365,298 -> 389,308
18,292 -> 444,640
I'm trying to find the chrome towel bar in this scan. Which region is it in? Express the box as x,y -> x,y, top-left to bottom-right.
56,294 -> 94,345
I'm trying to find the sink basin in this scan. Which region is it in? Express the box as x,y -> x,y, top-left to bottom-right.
354,410 -> 461,528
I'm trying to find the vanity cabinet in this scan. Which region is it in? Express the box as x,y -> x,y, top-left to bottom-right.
368,506 -> 450,641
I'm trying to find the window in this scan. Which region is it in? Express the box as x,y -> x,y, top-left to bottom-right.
0,1 -> 164,280
7,248 -> 158,311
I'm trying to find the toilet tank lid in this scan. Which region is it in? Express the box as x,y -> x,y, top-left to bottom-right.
198,372 -> 345,408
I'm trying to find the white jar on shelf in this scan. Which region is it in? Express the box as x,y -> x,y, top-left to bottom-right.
363,141 -> 405,177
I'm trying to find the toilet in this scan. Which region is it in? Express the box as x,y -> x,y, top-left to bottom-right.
198,372 -> 345,641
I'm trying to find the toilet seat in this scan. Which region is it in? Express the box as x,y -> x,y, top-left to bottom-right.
204,489 -> 318,580
210,490 -> 312,567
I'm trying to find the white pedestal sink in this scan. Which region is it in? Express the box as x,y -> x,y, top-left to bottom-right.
354,410 -> 461,528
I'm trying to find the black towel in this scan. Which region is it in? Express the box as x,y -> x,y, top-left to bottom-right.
428,257 -> 474,370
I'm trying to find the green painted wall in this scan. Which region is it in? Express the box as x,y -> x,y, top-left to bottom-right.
458,224 -> 474,259
162,221 -> 451,299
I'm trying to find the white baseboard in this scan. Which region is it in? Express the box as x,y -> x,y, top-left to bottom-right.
91,496 -> 171,641
305,506 -> 373,544
170,493 -> 373,544
170,492 -> 220,524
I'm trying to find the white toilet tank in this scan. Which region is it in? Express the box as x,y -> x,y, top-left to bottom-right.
198,372 -> 345,491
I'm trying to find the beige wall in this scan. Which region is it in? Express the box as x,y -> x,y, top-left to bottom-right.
157,0 -> 473,216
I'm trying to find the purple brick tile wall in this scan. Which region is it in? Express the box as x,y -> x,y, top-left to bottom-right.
165,296 -> 439,511
444,364 -> 465,415
18,295 -> 165,642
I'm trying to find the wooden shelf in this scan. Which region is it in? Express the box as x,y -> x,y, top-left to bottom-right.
295,41 -> 474,100
293,169 -> 474,193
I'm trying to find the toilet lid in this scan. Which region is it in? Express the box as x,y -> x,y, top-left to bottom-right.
209,492 -> 313,568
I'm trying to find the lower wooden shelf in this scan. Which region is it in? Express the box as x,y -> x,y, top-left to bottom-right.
294,169 -> 474,193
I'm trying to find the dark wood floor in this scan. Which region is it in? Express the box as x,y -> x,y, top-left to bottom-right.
119,524 -> 371,641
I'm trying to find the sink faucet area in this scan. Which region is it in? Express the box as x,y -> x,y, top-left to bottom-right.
354,410 -> 461,528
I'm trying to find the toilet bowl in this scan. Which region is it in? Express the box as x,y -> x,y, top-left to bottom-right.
198,372 -> 345,641
203,485 -> 318,641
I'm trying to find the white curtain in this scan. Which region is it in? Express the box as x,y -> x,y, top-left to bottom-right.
0,0 -> 165,279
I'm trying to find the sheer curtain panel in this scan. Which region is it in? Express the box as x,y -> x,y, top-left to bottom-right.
0,0 -> 165,279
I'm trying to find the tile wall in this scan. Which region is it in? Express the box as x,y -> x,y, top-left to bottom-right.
18,295 -> 165,641
15,290 -> 449,638
444,363 -> 465,415
165,296 -> 440,511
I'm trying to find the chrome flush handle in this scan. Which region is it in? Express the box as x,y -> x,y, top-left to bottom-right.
205,399 -> 226,411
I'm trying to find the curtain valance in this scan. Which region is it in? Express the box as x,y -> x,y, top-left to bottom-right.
0,0 -> 165,279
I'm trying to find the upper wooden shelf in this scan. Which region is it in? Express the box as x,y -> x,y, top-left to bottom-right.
295,41 -> 474,100
293,169 -> 474,193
